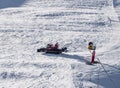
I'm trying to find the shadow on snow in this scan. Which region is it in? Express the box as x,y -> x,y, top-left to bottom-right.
113,0 -> 120,7
92,72 -> 120,88
42,53 -> 87,63
0,0 -> 26,9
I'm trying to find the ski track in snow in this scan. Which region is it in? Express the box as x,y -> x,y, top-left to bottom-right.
0,0 -> 120,88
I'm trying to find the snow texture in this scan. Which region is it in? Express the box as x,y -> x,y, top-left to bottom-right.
0,0 -> 120,88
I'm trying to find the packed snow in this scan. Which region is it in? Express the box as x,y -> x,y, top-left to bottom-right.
0,0 -> 120,88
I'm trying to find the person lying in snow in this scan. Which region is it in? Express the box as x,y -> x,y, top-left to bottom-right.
46,43 -> 59,50
37,42 -> 67,54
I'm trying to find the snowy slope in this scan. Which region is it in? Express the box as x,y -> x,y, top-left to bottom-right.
0,0 -> 120,88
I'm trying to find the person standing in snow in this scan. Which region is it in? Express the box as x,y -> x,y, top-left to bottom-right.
88,42 -> 96,63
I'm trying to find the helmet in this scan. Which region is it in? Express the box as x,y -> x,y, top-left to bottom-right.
89,42 -> 93,45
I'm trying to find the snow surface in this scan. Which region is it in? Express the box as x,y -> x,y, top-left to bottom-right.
0,0 -> 120,88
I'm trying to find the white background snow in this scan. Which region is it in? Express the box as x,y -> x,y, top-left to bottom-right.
0,0 -> 120,88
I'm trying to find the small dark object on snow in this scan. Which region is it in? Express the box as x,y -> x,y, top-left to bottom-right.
37,48 -> 46,52
37,47 -> 67,54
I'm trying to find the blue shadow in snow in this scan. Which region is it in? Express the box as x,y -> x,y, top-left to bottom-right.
92,71 -> 120,88
87,61 -> 120,88
113,0 -> 120,7
60,53 -> 87,62
0,0 -> 26,9
43,53 -> 87,63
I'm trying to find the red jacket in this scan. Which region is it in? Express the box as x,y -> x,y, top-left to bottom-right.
54,43 -> 59,49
